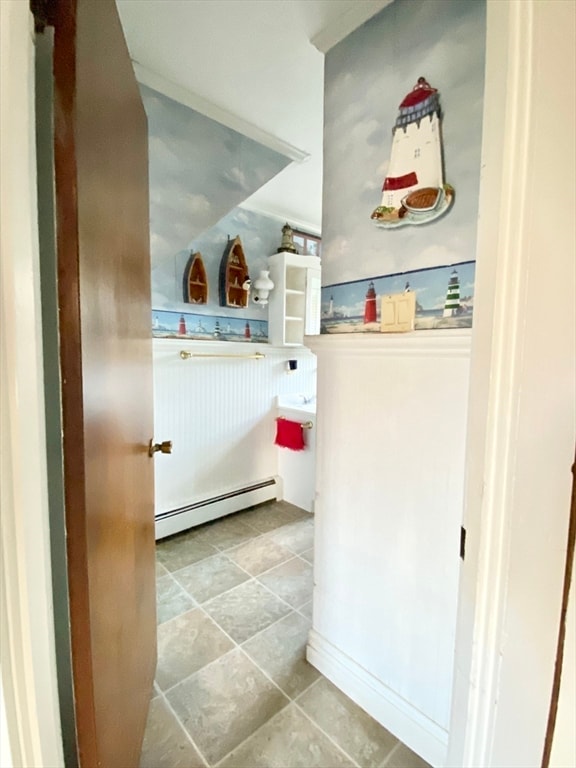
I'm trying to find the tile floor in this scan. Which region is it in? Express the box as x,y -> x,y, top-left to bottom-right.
141,500 -> 431,768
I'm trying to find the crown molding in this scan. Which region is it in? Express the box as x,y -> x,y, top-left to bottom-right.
311,0 -> 393,54
132,62 -> 310,164
238,199 -> 321,237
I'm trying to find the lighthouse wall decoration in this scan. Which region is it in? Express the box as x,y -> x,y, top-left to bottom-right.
319,0 -> 485,332
371,77 -> 454,228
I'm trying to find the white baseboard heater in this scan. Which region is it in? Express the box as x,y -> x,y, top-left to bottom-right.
154,476 -> 281,540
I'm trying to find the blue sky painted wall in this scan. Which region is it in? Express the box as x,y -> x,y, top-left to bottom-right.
322,0 -> 486,288
142,84 -> 290,268
152,205 -> 286,323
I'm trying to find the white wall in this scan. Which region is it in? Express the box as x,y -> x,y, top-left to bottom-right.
0,2 -> 63,765
308,332 -> 470,767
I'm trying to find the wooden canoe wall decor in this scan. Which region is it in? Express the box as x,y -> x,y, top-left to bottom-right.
219,235 -> 250,308
182,251 -> 208,304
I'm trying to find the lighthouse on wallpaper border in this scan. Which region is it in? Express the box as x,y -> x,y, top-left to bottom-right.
443,269 -> 460,317
371,77 -> 454,228
364,281 -> 377,324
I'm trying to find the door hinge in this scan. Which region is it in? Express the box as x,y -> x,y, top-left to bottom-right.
30,0 -> 54,33
460,526 -> 467,560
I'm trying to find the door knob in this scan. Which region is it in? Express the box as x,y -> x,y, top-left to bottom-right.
148,439 -> 172,457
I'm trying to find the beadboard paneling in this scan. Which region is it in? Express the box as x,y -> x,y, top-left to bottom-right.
152,340 -> 316,518
307,334 -> 470,762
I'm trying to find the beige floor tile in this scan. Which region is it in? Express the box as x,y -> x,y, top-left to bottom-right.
139,698 -> 205,768
266,518 -> 315,554
167,648 -> 289,765
258,557 -> 313,608
240,501 -> 310,533
226,535 -> 294,576
299,678 -> 398,768
156,575 -> 196,625
191,514 -> 259,551
156,560 -> 169,579
218,703 -> 355,768
156,532 -> 218,573
203,579 -> 291,643
152,506 -> 419,768
173,554 -> 249,603
300,547 -> 314,564
242,611 -> 319,698
383,743 -> 431,768
156,608 -> 234,690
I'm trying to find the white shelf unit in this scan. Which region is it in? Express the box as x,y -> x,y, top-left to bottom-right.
268,251 -> 321,347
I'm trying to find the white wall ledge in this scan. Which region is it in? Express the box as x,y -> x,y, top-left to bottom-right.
306,329 -> 472,357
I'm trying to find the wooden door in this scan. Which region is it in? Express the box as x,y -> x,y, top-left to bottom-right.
40,0 -> 157,765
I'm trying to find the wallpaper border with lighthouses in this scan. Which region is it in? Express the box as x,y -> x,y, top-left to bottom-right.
152,310 -> 268,342
320,260 -> 475,334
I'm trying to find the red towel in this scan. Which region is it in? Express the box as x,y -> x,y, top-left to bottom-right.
275,417 -> 305,451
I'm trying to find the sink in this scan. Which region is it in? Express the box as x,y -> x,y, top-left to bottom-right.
275,395 -> 317,513
276,394 -> 316,414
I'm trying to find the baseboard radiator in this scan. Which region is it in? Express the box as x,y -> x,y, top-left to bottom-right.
155,476 -> 281,540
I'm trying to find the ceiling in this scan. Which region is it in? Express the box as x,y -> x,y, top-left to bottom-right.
117,0 -> 390,234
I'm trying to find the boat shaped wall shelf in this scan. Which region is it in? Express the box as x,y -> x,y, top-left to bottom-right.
219,235 -> 250,308
183,251 -> 208,304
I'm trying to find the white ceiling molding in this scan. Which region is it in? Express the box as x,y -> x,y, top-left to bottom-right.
132,61 -> 310,164
239,199 -> 321,237
311,0 -> 394,53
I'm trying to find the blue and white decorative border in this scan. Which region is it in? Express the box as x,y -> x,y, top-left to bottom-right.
321,261 -> 475,334
152,309 -> 268,343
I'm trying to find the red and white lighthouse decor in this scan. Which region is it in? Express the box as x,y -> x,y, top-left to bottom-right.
371,77 -> 453,227
363,281 -> 377,324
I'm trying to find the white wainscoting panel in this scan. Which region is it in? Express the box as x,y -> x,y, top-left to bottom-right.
152,339 -> 316,535
307,332 -> 471,767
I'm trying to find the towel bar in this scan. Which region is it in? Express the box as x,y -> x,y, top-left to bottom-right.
180,350 -> 265,360
278,416 -> 313,430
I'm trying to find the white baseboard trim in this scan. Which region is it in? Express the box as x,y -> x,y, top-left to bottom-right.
155,477 -> 280,539
306,630 -> 448,768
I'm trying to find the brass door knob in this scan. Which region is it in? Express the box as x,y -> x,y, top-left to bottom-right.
148,439 -> 173,457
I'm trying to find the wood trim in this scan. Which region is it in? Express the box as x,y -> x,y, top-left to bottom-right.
51,0 -> 99,762
542,455 -> 576,767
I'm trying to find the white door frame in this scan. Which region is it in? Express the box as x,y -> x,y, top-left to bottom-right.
448,1 -> 576,765
1,1 -> 574,767
0,3 -> 64,766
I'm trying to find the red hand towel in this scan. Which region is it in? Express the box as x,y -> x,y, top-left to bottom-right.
275,417 -> 305,451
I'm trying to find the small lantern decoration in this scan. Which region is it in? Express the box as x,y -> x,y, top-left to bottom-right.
277,222 -> 298,253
